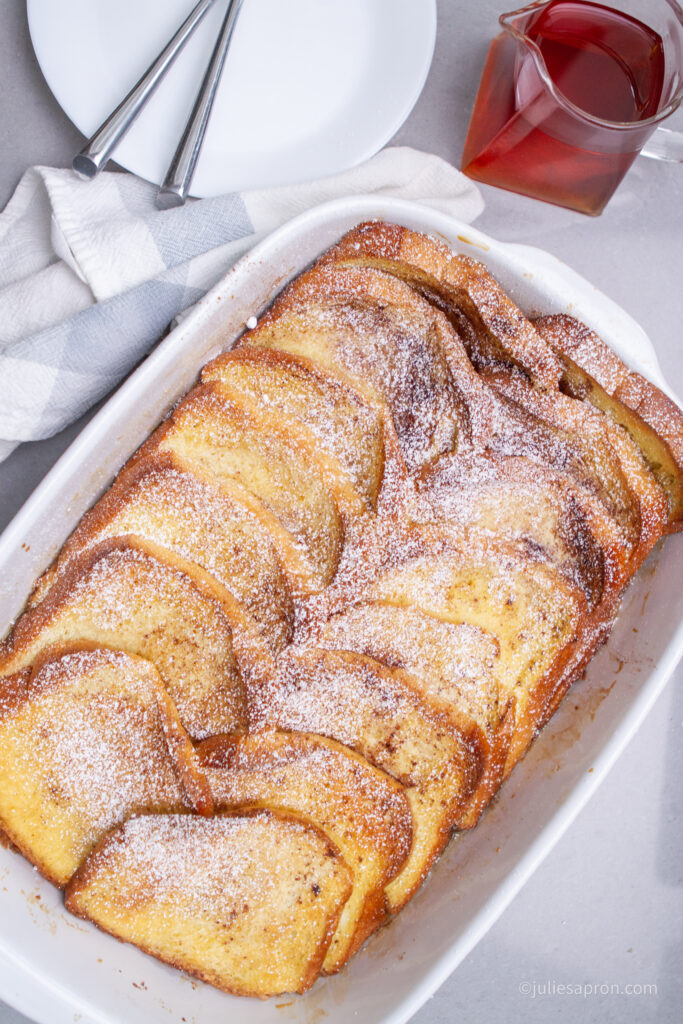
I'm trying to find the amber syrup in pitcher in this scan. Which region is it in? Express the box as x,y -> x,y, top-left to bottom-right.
462,1 -> 666,214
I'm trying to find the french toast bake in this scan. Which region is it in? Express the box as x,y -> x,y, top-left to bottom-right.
1,222 -> 682,998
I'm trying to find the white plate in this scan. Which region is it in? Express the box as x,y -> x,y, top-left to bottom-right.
27,0 -> 437,196
1,197 -> 682,1024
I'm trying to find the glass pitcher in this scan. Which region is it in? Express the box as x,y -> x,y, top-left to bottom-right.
461,0 -> 683,214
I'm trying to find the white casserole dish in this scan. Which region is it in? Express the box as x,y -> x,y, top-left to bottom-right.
0,196 -> 681,1024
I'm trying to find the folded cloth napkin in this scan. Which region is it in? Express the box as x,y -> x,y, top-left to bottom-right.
0,146 -> 483,463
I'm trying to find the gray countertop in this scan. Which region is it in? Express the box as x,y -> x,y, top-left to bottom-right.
1,1 -> 682,1022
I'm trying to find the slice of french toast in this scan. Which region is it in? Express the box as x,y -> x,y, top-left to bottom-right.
486,370 -> 669,571
196,730 -> 412,973
324,222 -> 683,529
0,646 -> 201,885
155,383 -> 343,592
65,810 -> 353,997
322,221 -> 563,387
307,602 -> 502,740
257,646 -> 501,911
0,537 -> 252,740
201,348 -> 384,512
26,451 -> 294,652
238,264 -> 471,474
304,602 -> 511,832
359,525 -> 588,774
415,452 -> 628,609
479,380 -> 641,543
534,313 -> 683,529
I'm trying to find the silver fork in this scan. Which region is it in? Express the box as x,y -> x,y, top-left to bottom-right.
157,0 -> 245,208
73,0 -> 219,181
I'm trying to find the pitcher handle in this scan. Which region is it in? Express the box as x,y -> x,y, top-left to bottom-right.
640,126 -> 683,162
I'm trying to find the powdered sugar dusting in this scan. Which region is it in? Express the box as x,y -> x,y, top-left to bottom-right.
8,541 -> 247,741
75,811 -> 346,929
66,810 -> 352,997
0,648 -> 187,881
201,732 -> 411,867
42,459 -> 293,651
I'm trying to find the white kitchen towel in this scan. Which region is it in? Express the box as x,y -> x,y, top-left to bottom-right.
0,147 -> 483,462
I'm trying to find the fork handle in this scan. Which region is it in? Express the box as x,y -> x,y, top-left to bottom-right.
157,0 -> 246,208
73,0 -> 218,180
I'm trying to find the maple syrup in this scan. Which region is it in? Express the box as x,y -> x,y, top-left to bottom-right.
462,1 -> 666,214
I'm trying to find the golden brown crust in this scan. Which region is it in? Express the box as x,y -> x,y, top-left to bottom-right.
239,263 -> 477,474
341,520 -> 591,775
260,644 -> 494,913
27,450 -> 295,651
1,536 -> 255,741
484,369 -> 669,570
0,826 -> 18,852
159,382 -> 346,592
458,699 -> 515,829
323,221 -> 563,388
202,346 -> 385,509
534,313 -> 683,529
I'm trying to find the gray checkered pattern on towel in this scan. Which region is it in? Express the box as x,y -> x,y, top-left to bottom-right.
0,150 -> 483,462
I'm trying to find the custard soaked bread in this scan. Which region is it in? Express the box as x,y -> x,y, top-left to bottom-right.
238,264 -> 473,477
414,453 -> 622,609
338,524 -> 589,777
65,811 -> 353,997
0,646 -> 201,884
323,220 -> 564,387
26,451 -> 294,651
326,221 -> 683,529
196,730 -> 412,972
533,313 -> 683,527
0,537 -> 255,741
2,222 -> 682,998
201,347 -> 384,513
260,646 -> 507,909
155,383 -> 344,592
